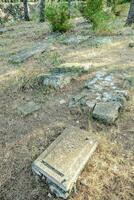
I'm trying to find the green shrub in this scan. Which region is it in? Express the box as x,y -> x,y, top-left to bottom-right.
79,0 -> 109,30
46,1 -> 71,32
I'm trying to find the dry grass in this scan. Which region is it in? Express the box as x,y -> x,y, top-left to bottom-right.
0,12 -> 134,200
71,137 -> 133,200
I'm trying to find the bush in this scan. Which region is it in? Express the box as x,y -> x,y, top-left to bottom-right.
46,1 -> 71,32
80,0 -> 110,31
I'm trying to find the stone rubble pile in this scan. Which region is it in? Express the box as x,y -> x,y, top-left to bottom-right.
69,71 -> 130,124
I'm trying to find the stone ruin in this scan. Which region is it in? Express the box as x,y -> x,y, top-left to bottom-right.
32,126 -> 98,199
32,69 -> 133,198
69,70 -> 130,124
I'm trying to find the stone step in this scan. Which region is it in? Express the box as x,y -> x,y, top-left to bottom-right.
32,126 -> 98,199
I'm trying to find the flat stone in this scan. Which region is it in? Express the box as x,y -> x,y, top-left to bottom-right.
17,101 -> 41,116
38,74 -> 72,89
32,126 -> 98,199
92,102 -> 121,124
9,42 -> 51,63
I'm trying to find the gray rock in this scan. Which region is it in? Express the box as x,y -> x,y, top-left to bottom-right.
128,43 -> 134,48
9,42 -> 51,63
68,94 -> 87,108
85,71 -> 107,89
92,102 -> 121,124
102,91 -> 127,106
17,101 -> 41,116
39,74 -> 72,89
104,74 -> 113,82
85,100 -> 96,110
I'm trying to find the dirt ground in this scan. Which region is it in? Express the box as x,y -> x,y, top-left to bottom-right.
0,15 -> 134,200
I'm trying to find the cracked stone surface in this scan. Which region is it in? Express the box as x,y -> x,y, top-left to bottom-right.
32,126 -> 98,199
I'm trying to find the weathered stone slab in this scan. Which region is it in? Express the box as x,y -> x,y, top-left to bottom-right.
9,42 -> 50,63
32,126 -> 98,199
17,101 -> 41,116
92,102 -> 121,124
38,74 -> 72,88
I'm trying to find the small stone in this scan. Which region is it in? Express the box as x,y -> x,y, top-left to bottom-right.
104,75 -> 113,82
59,99 -> 66,104
17,101 -> 41,116
102,91 -> 127,106
48,193 -> 52,198
128,43 -> 134,48
80,179 -> 88,187
92,102 -> 121,124
86,100 -> 96,110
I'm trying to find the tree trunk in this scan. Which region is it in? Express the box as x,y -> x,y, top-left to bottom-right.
39,0 -> 45,22
68,0 -> 71,18
23,0 -> 30,21
126,0 -> 134,26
